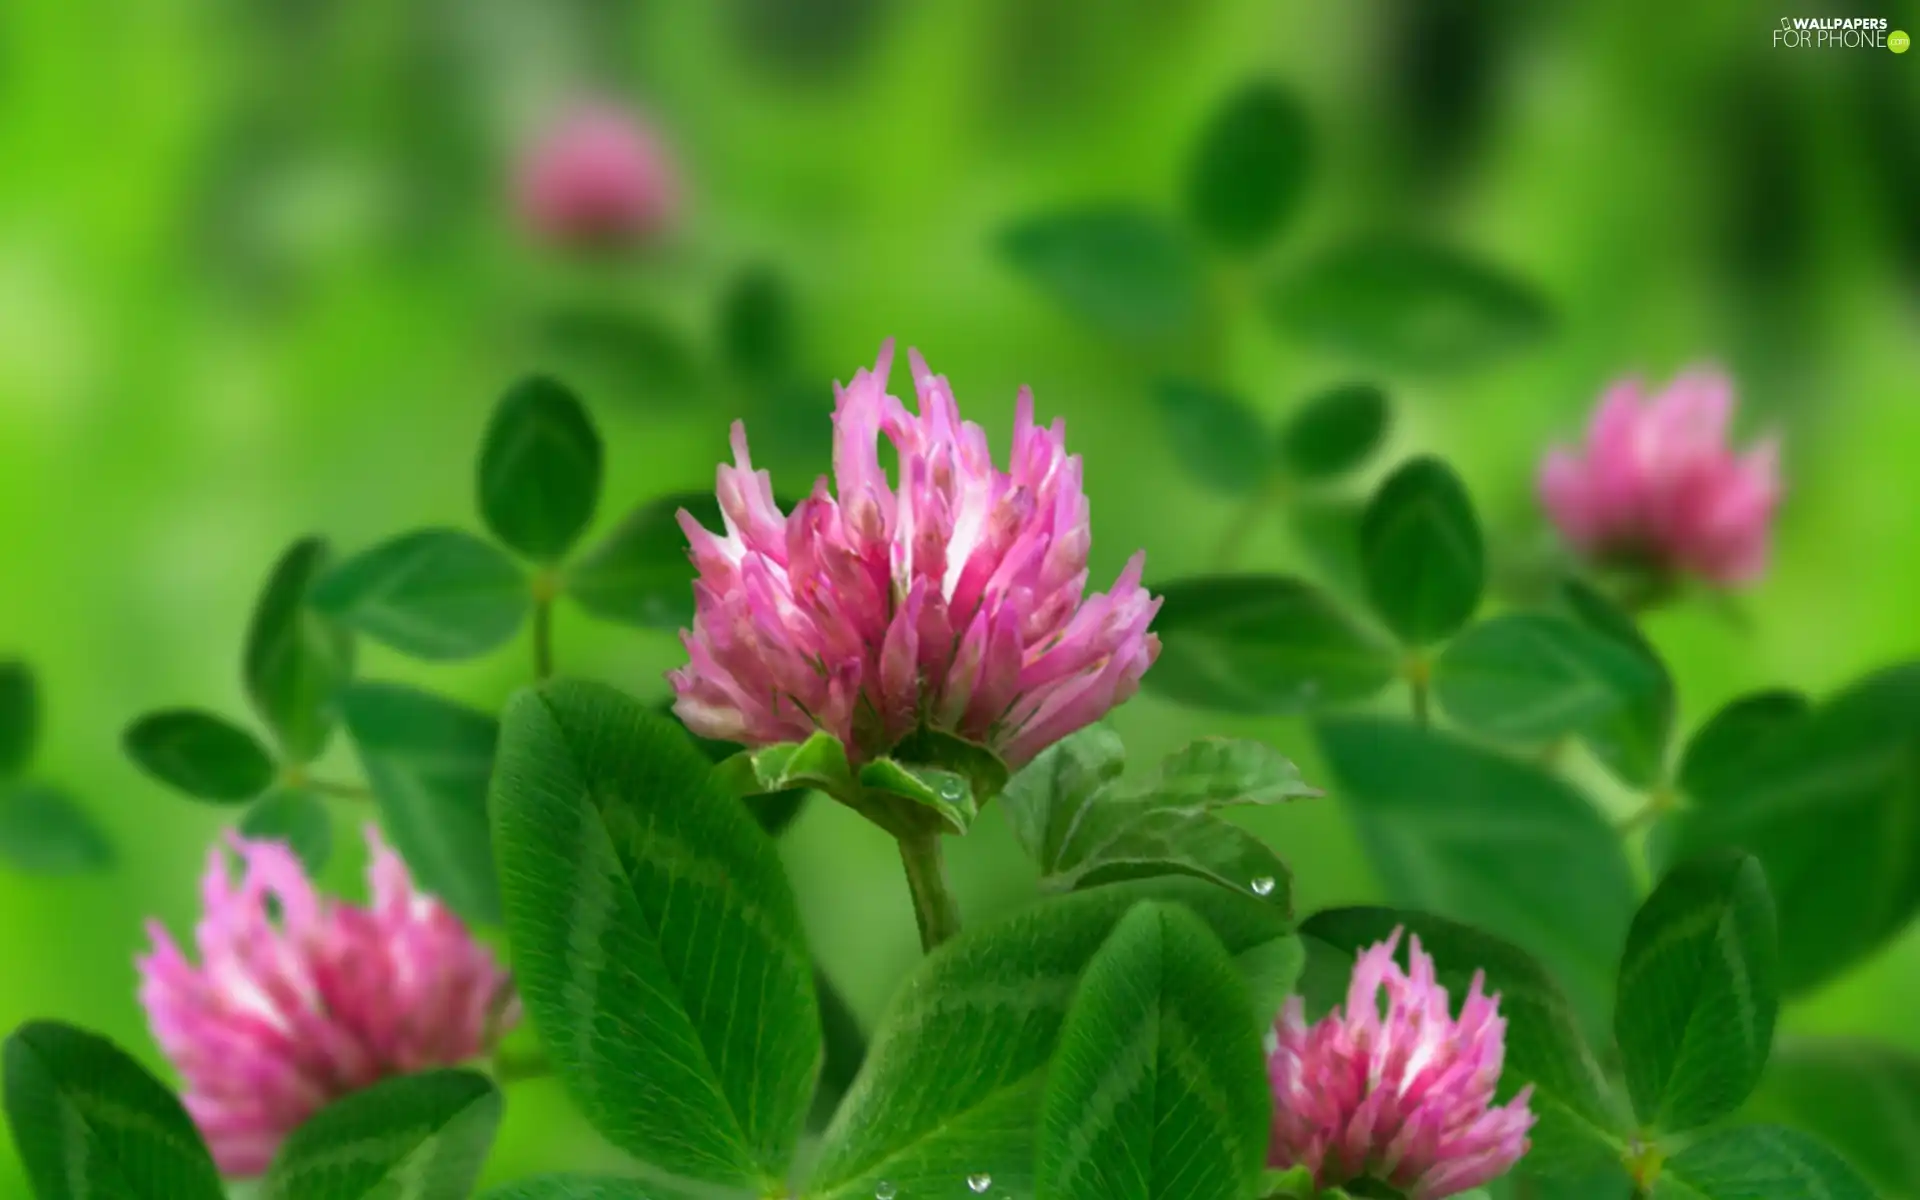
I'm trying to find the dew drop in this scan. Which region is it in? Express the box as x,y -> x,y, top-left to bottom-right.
875,1184 -> 897,1200
966,1174 -> 992,1193
1250,876 -> 1276,897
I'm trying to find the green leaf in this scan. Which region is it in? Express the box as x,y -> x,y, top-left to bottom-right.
1186,79 -> 1313,254
719,263 -> 795,385
1301,908 -> 1626,1177
1656,1125 -> 1875,1200
341,682 -> 501,925
1316,718 -> 1638,1027
1277,382 -> 1389,481
240,789 -> 332,874
1286,499 -> 1368,600
1433,612 -> 1667,744
1005,732 -> 1316,916
263,1069 -> 502,1200
0,783 -> 114,873
491,680 -> 819,1189
1360,456 -> 1484,645
2,1020 -> 224,1200
1143,575 -> 1399,714
886,728 -> 1012,811
0,659 -> 38,777
858,758 -> 977,834
539,304 -> 702,409
1668,662 -> 1920,994
1616,851 -> 1779,1134
722,730 -> 858,802
315,529 -> 529,660
665,702 -> 811,837
1558,580 -> 1677,788
1678,689 -> 1810,803
1746,1038 -> 1920,1198
1036,903 -> 1272,1200
1152,378 -> 1272,496
244,536 -> 355,764
804,877 -> 1292,1200
123,708 -> 276,803
1264,236 -> 1554,373
568,491 -> 718,631
999,206 -> 1203,337
477,375 -> 604,563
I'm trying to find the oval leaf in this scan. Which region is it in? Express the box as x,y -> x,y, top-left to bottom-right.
1616,851 -> 1779,1134
3,1021 -> 224,1200
1360,456 -> 1484,645
1277,382 -> 1389,481
539,304 -> 702,410
568,492 -> 719,631
478,375 -> 605,563
244,536 -> 355,763
1434,612 -> 1666,744
1316,718 -> 1638,1028
1186,80 -> 1313,254
491,680 -> 820,1189
0,659 -> 38,777
1669,663 -> 1920,994
1677,689 -> 1811,804
1152,378 -> 1272,496
1265,236 -> 1553,373
1657,1124 -> 1875,1200
804,878 -> 1292,1200
1301,908 -> 1626,1178
1558,580 -> 1676,788
239,789 -> 333,875
1037,902 -> 1272,1200
315,529 -> 529,660
1144,575 -> 1399,714
264,1069 -> 501,1200
999,206 -> 1203,337
0,783 -> 113,873
123,708 -> 276,803
341,682 -> 500,924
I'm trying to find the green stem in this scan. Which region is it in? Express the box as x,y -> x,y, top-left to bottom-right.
1409,676 -> 1431,728
532,593 -> 555,682
897,831 -> 963,953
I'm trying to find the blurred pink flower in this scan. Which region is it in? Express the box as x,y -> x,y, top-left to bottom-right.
669,340 -> 1161,771
1268,928 -> 1535,1200
1539,369 -> 1780,587
138,828 -> 517,1177
515,102 -> 681,248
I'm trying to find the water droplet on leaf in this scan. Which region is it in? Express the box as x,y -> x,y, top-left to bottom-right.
875,1184 -> 897,1200
967,1174 -> 992,1193
1250,876 -> 1276,897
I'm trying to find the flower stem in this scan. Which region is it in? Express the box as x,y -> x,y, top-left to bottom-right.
532,594 -> 555,681
897,831 -> 962,953
1403,654 -> 1432,728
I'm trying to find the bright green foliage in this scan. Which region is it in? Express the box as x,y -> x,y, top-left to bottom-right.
123,708 -> 276,803
1000,207 -> 1203,336
239,788 -> 332,873
1144,575 -> 1399,714
478,375 -> 605,563
1655,1125 -> 1875,1199
490,680 -> 820,1191
0,661 -> 38,778
1186,80 -> 1312,253
1616,851 -> 1779,1134
1277,382 -> 1389,481
1360,455 -> 1485,645
244,536 -> 354,763
1152,378 -> 1272,496
568,492 -> 722,631
2,1021 -> 224,1200
1036,903 -> 1272,1200
314,529 -> 529,659
342,682 -> 501,923
263,1069 -> 502,1200
0,783 -> 112,873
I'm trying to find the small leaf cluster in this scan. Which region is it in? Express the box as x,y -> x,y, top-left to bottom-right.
0,661 -> 112,874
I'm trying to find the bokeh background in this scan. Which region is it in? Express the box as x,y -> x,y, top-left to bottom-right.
3,0 -> 1919,1191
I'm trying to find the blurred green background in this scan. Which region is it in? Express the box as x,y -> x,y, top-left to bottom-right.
3,0 -> 1919,1191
